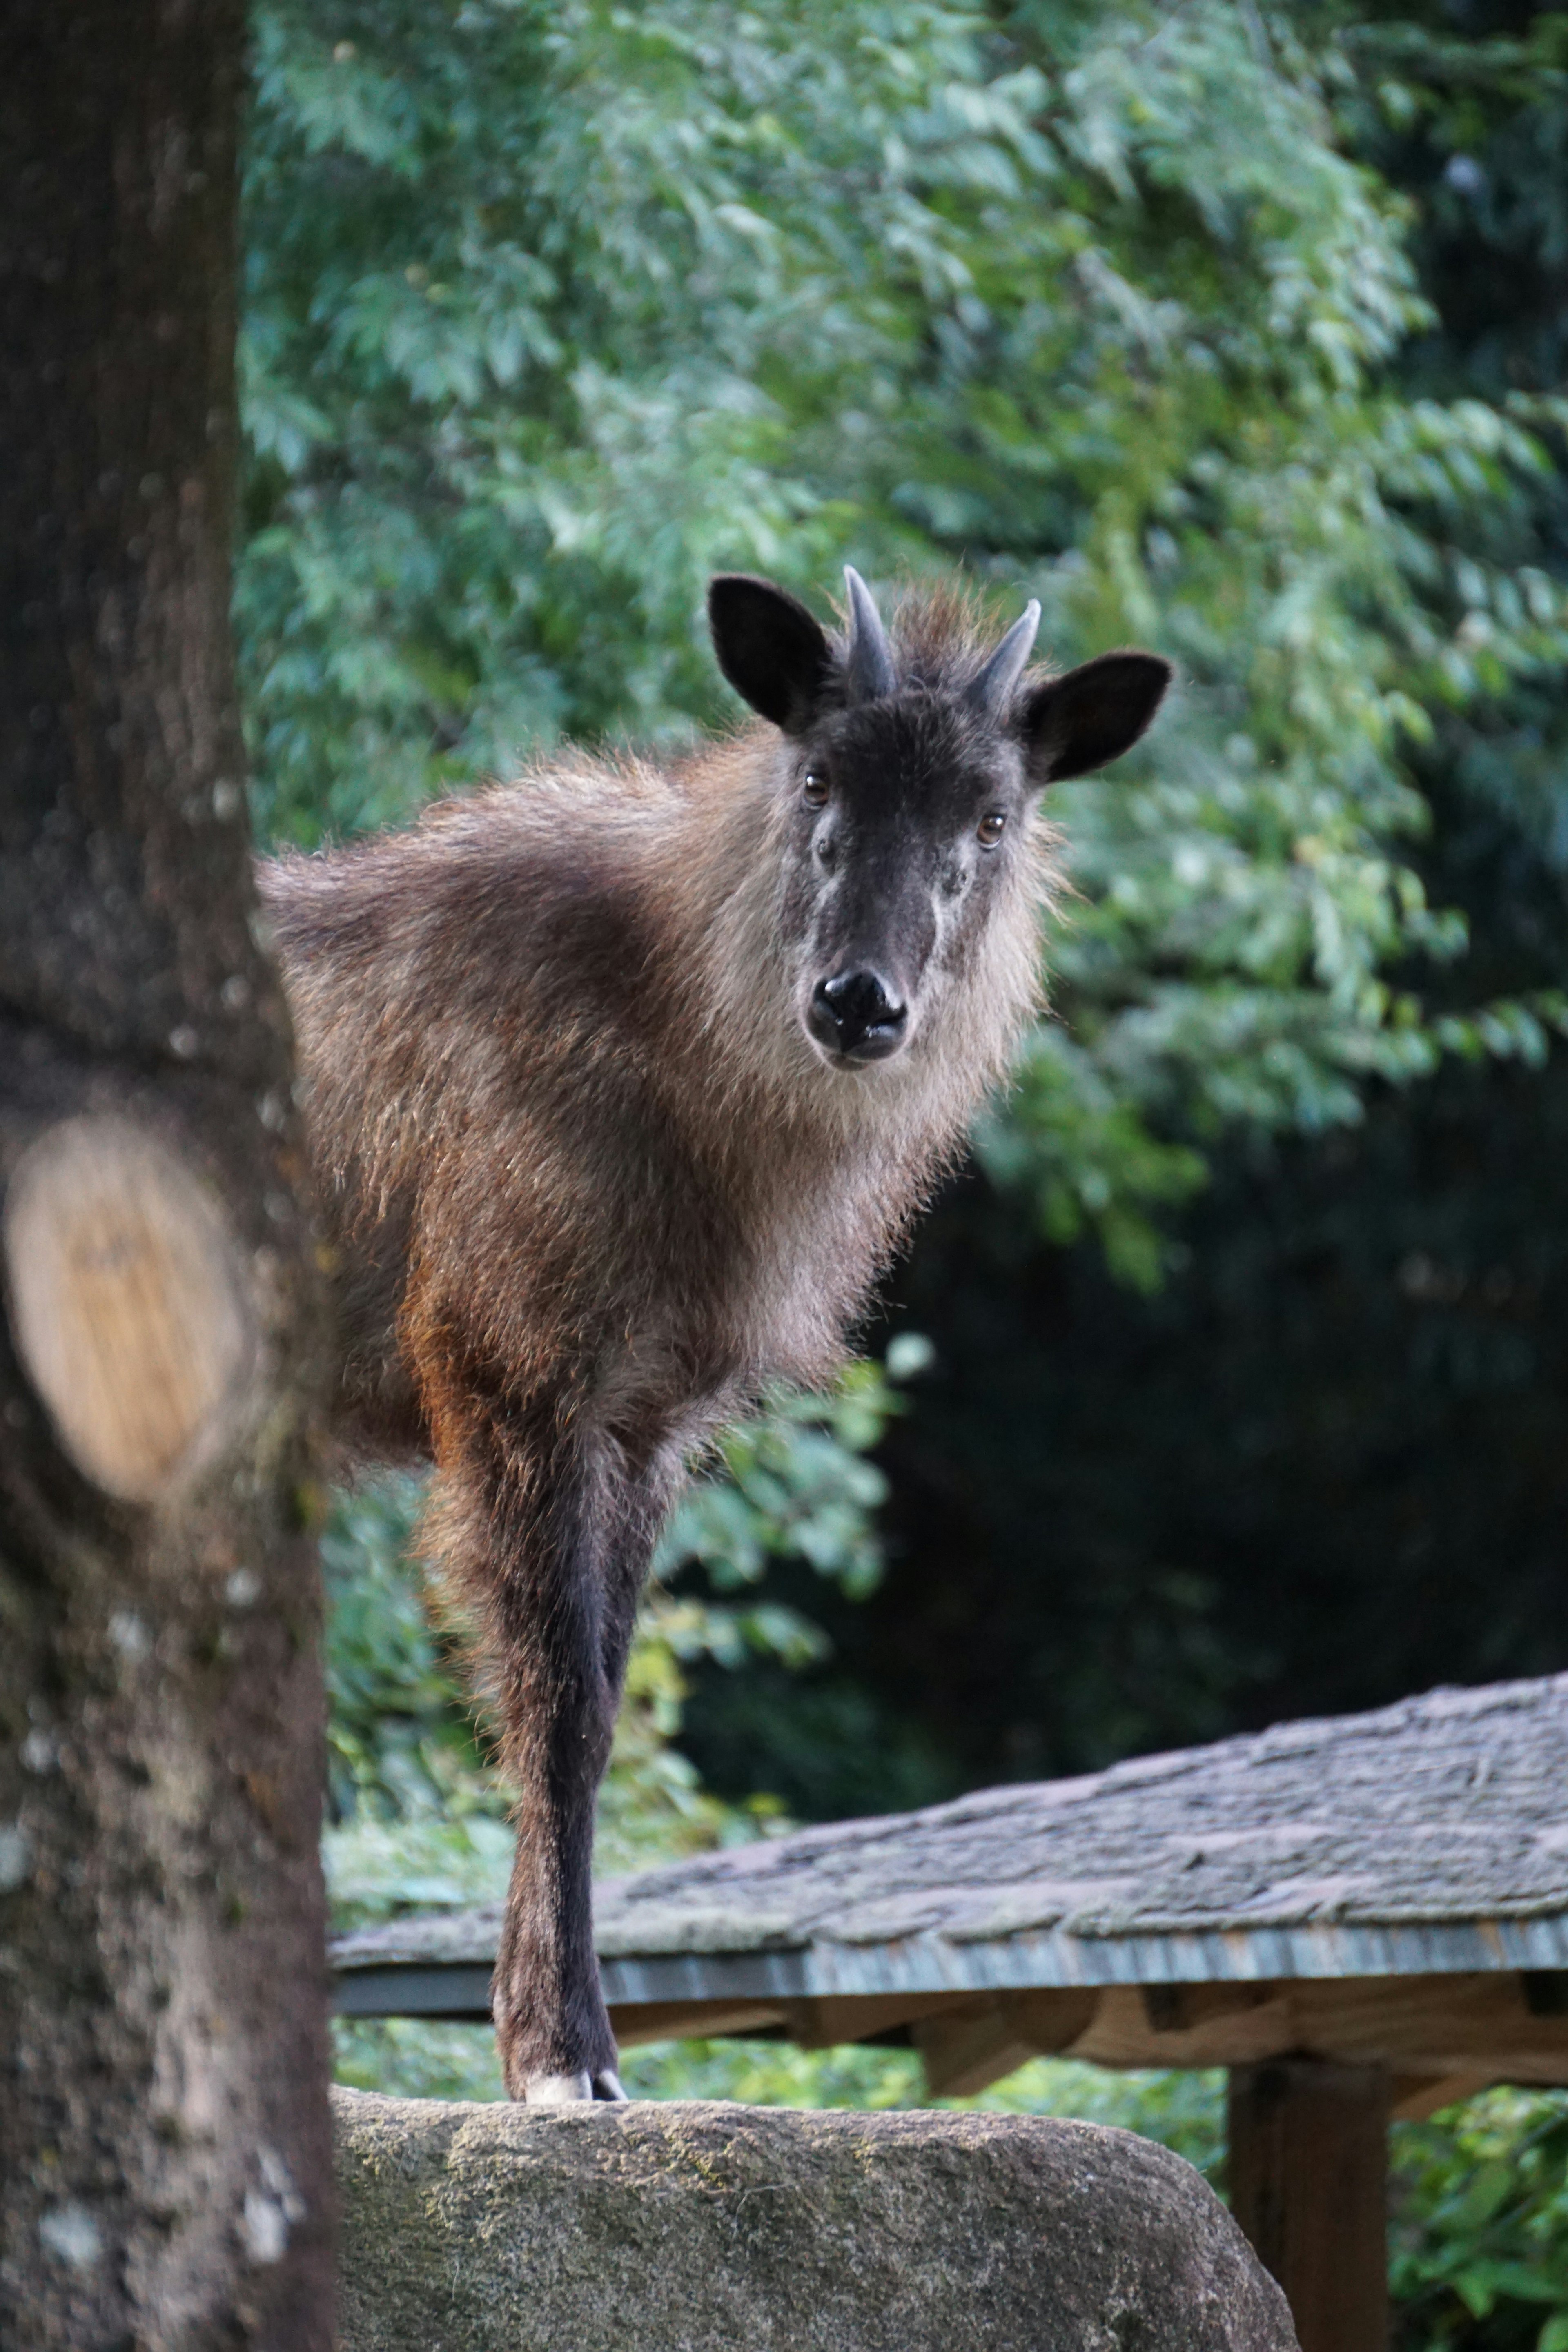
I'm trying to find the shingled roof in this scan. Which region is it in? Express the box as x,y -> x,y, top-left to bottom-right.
332,1674 -> 1568,2102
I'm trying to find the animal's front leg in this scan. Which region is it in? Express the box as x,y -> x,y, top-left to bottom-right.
500,1448 -> 680,2103
434,1409 -> 625,2104
493,1649 -> 624,2107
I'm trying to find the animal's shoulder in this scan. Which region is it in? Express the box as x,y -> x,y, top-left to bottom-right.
261,757 -> 685,948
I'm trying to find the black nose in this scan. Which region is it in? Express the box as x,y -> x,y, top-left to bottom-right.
809,969 -> 908,1061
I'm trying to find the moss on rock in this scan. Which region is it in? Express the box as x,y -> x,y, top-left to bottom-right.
334,2085 -> 1297,2350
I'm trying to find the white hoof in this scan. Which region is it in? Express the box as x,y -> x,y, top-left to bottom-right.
523,2071 -> 594,2106
592,2069 -> 628,2103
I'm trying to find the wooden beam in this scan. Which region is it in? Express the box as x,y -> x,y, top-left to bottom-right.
1079,1983 -> 1294,2070
609,2000 -> 787,2049
1390,2071 -> 1493,2123
1229,2060 -> 1388,2352
1002,1987 -> 1101,2054
1020,1972 -> 1568,2078
915,2003 -> 1037,2098
782,1993 -> 963,2051
914,1988 -> 1107,2098
1291,1972 -> 1568,2073
603,1967 -> 1568,2084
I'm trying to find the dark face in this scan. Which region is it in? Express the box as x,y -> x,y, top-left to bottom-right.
780,696 -> 1028,1069
708,569 -> 1172,1076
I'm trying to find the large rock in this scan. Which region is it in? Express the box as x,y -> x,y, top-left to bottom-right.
334,2086 -> 1298,2351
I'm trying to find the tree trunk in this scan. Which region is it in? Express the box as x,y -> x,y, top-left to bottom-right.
0,4 -> 332,2346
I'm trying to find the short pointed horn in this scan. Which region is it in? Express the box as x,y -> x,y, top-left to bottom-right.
967,599 -> 1042,715
843,566 -> 897,704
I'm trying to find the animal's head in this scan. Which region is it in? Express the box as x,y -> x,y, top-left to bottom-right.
708,569 -> 1171,1076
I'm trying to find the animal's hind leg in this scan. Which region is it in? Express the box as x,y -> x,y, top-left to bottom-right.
429,1401 -> 628,2103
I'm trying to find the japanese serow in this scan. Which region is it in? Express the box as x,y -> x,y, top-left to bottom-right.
260,572 -> 1170,2103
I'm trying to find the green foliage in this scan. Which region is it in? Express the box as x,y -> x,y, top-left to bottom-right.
619,2042 -> 1226,2177
330,2005 -> 1225,2163
321,1475 -> 485,1822
334,2016 -> 508,2103
1392,2090 -> 1568,2350
654,1355 -> 912,1616
241,0 -> 1568,1285
1319,0 -> 1568,920
319,1477 -> 526,1933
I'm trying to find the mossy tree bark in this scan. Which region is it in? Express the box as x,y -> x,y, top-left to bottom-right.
0,4 -> 332,2347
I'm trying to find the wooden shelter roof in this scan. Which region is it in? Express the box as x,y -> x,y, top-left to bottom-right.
332,1674 -> 1568,2106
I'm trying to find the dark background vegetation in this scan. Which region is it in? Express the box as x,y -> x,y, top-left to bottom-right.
680,0 -> 1568,1825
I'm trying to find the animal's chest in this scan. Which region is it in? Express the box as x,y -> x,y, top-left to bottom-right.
602,1167 -> 880,1438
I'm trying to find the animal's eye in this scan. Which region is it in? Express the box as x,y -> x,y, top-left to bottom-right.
803,769 -> 829,810
976,812 -> 1007,847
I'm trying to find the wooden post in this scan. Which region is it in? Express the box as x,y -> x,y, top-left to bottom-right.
1228,2060 -> 1388,2352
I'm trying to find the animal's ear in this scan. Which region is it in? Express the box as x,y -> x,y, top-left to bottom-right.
1020,652 -> 1173,785
708,575 -> 834,735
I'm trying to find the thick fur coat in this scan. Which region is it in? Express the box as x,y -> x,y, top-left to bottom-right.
261,573 -> 1169,2100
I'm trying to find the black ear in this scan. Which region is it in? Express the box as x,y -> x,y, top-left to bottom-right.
708,574 -> 834,735
1020,651 -> 1173,784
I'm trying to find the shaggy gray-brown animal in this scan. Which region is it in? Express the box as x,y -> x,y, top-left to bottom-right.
261,571 -> 1170,2104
